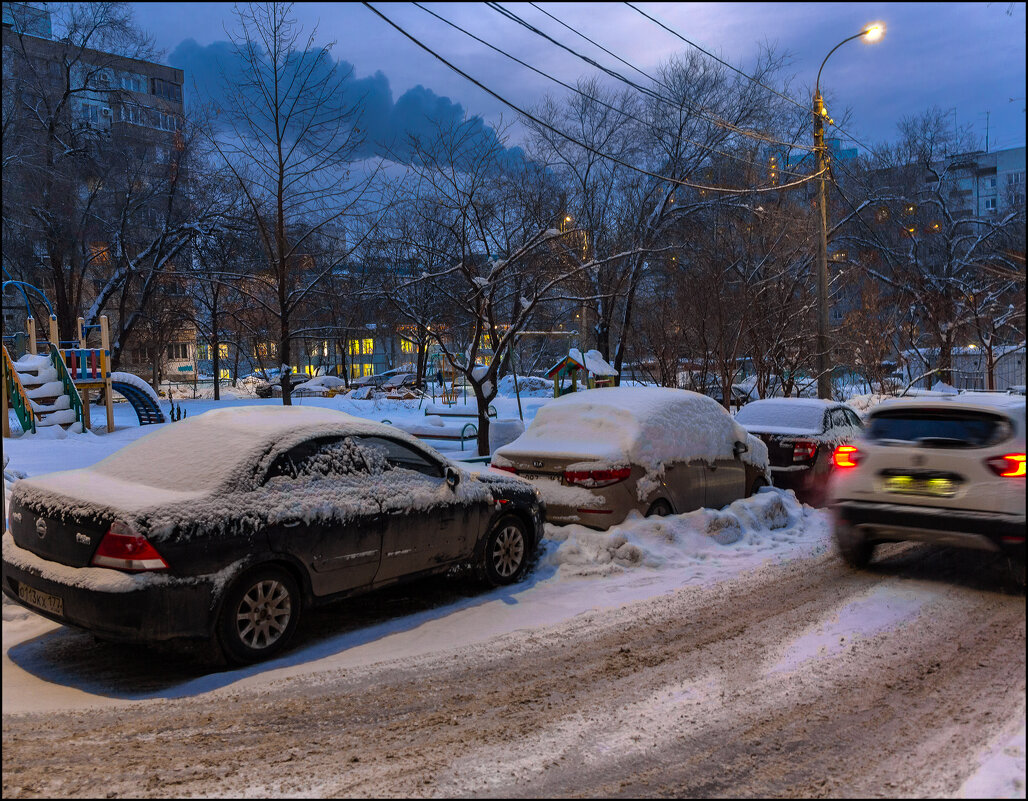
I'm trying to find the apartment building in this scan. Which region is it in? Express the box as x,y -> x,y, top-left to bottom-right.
3,1 -> 193,383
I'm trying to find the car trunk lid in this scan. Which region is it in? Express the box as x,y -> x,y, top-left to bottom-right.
8,493 -> 111,568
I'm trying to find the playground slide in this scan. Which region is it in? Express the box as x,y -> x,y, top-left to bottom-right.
109,372 -> 165,425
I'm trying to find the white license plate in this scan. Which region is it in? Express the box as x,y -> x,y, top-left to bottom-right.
17,582 -> 64,617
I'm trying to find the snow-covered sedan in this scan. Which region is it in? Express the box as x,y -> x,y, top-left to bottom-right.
490,387 -> 769,529
3,407 -> 543,664
734,398 -> 864,506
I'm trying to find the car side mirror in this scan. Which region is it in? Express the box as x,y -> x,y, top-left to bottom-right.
445,466 -> 461,489
733,441 -> 749,457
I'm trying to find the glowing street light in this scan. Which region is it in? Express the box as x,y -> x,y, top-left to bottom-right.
812,22 -> 885,399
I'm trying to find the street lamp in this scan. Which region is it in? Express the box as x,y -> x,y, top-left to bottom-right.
813,22 -> 885,399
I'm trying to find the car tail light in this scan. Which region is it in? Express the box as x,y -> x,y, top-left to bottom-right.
985,453 -> 1026,478
491,464 -> 518,474
563,467 -> 631,488
91,521 -> 169,572
832,444 -> 862,469
792,440 -> 818,462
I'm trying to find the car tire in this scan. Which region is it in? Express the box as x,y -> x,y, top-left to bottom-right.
748,477 -> 769,497
217,566 -> 301,665
645,499 -> 674,517
834,521 -> 874,569
481,515 -> 531,587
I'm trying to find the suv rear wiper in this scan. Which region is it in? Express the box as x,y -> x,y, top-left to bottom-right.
915,436 -> 975,448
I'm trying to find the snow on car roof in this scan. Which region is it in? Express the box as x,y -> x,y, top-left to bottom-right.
734,398 -> 837,433
495,386 -> 760,470
17,407 -> 433,512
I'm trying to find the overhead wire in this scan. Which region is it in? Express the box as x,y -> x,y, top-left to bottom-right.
362,2 -> 825,195
624,1 -> 879,156
484,1 -> 816,153
411,2 -> 813,180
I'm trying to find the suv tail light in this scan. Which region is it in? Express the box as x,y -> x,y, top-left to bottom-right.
792,440 -> 818,462
491,464 -> 518,474
91,521 -> 169,572
564,467 -> 631,488
832,444 -> 862,469
985,453 -> 1026,478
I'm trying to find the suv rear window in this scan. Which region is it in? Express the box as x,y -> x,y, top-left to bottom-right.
867,409 -> 1011,448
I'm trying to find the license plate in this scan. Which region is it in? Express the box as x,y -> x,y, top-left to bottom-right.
883,475 -> 958,498
17,582 -> 64,617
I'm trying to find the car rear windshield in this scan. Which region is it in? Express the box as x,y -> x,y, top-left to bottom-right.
734,402 -> 826,431
867,409 -> 1011,448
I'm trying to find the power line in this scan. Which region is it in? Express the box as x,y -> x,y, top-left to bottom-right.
363,2 -> 825,195
485,1 -> 816,154
412,2 -> 812,180
624,1 -> 878,156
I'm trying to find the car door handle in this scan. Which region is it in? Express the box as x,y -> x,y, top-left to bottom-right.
282,519 -> 302,528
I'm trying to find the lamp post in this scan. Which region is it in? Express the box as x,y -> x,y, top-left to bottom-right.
813,22 -> 884,399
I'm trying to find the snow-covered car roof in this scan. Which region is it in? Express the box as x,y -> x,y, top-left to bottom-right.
872,393 -> 1026,418
16,407 -> 445,513
734,397 -> 844,434
495,386 -> 765,471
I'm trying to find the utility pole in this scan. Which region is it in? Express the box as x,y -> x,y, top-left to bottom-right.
813,90 -> 832,400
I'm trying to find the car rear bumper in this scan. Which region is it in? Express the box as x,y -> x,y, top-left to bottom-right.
2,533 -> 219,643
833,500 -> 1026,557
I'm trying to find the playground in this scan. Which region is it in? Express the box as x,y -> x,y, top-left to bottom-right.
2,281 -> 164,438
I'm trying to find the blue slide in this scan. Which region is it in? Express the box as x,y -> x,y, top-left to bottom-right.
110,380 -> 166,425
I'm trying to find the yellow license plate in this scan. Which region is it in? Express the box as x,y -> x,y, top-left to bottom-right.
17,582 -> 64,617
883,475 -> 957,498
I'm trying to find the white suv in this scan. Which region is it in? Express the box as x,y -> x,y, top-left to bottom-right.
828,393 -> 1025,570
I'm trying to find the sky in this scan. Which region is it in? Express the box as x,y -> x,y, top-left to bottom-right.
129,2 -> 1027,155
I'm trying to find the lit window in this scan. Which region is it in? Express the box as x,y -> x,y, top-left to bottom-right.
401,339 -> 415,353
348,340 -> 360,356
361,338 -> 374,355
363,364 -> 374,377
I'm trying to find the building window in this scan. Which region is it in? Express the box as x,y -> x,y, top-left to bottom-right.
151,77 -> 183,103
361,338 -> 374,355
1008,171 -> 1025,186
400,339 -> 415,353
984,198 -> 997,212
363,363 -> 374,377
167,343 -> 189,361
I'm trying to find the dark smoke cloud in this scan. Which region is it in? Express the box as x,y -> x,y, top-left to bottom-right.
169,38 -> 525,167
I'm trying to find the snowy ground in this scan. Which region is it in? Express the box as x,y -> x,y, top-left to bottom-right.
3,392 -> 1025,797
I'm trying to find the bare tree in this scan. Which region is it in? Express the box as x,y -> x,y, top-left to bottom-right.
207,1 -> 382,403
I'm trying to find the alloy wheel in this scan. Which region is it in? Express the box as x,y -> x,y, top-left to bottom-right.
235,578 -> 292,650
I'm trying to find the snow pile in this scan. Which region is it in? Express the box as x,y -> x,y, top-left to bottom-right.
582,349 -> 618,377
497,374 -> 554,397
544,488 -> 810,578
488,418 -> 525,452
494,387 -> 767,473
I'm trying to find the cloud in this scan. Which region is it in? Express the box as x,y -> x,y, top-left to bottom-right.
168,38 -> 525,167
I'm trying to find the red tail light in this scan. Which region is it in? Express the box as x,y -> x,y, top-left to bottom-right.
832,444 -> 861,469
985,453 -> 1026,478
491,464 -> 518,474
91,521 -> 169,572
564,466 -> 632,488
792,440 -> 818,462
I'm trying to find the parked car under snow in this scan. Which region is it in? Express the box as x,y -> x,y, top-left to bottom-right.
2,407 -> 543,664
490,387 -> 769,529
734,398 -> 863,506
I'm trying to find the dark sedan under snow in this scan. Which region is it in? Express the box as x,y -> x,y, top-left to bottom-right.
734,398 -> 863,506
2,407 -> 544,664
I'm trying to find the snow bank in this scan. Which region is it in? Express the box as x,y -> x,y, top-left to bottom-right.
488,419 -> 525,452
497,374 -> 554,398
545,488 -> 808,578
